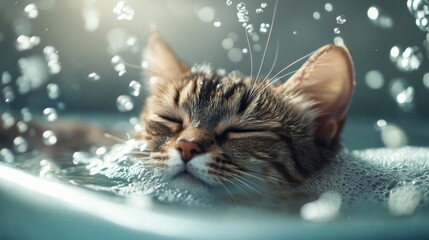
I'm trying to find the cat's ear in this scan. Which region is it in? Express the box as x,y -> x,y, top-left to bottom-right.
144,31 -> 189,85
284,44 -> 355,144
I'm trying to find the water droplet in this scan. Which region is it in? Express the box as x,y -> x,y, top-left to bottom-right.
256,8 -> 263,14
242,48 -> 248,54
13,136 -> 29,153
375,119 -> 387,131
2,71 -> 12,85
43,46 -> 61,75
16,121 -> 28,133
253,43 -> 261,52
113,1 -> 135,21
334,27 -> 341,34
216,83 -> 223,89
213,19 -> 222,27
365,70 -> 384,89
43,107 -> 58,122
21,108 -> 32,122
423,72 -> 429,88
367,6 -> 379,20
198,7 -> 215,22
222,38 -> 234,50
0,148 -> 14,163
261,3 -> 267,8
416,16 -> 429,31
390,46 -> 423,72
42,130 -> 57,146
333,36 -> 344,46
324,3 -> 333,12
237,2 -> 246,11
389,78 -> 414,111
293,31 -> 298,35
313,11 -> 321,20
380,123 -> 408,148
47,83 -> 60,99
367,6 -> 394,29
24,3 -> 39,19
1,112 -> 15,129
3,86 -> 15,103
16,35 -> 41,51
226,0 -> 233,6
336,15 -> 347,24
129,80 -> 141,97
227,48 -> 243,62
88,72 -> 101,81
116,95 -> 134,112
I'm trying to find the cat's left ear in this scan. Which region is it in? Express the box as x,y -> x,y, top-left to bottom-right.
283,44 -> 355,144
143,31 -> 189,86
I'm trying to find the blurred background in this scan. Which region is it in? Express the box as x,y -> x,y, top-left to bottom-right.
0,0 -> 428,149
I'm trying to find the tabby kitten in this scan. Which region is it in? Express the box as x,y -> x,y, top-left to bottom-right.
137,31 -> 355,197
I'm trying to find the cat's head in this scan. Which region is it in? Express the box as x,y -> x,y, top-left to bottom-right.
138,31 -> 354,196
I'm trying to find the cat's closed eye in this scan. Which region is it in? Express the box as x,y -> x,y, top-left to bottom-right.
221,128 -> 277,140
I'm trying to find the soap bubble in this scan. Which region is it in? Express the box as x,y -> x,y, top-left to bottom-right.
0,148 -> 15,163
24,3 -> 39,19
365,70 -> 384,89
113,1 -> 135,21
43,107 -> 58,122
14,136 -> 29,153
42,130 -> 57,146
129,80 -> 141,97
47,83 -> 60,99
116,95 -> 134,112
336,15 -> 347,24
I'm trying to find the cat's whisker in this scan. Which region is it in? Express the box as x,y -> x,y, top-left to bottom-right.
245,29 -> 254,82
128,151 -> 150,155
104,133 -> 127,143
254,0 -> 279,82
215,176 -> 237,204
233,168 -> 266,182
123,62 -> 144,70
261,39 -> 280,83
230,174 -> 261,195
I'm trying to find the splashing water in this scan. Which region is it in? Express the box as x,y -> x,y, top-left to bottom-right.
113,1 -> 135,21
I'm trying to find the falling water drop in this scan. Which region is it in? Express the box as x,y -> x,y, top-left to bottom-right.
129,80 -> 142,97
213,19 -> 222,27
336,15 -> 347,24
88,72 -> 101,81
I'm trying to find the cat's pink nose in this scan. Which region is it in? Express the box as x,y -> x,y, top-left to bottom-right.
175,140 -> 202,163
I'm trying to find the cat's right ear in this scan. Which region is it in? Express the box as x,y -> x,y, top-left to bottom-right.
143,31 -> 189,87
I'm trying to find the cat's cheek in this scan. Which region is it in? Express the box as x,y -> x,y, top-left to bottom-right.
186,154 -> 219,186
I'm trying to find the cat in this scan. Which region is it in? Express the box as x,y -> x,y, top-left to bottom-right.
133,31 -> 355,199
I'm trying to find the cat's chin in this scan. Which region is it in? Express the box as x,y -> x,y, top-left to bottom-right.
169,172 -> 213,194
